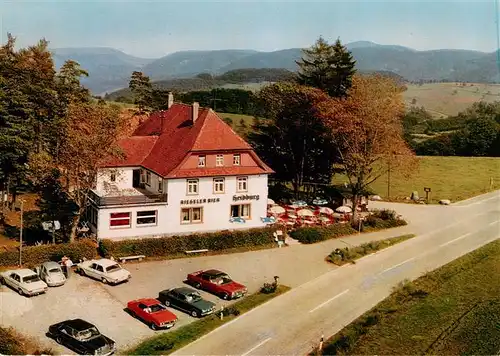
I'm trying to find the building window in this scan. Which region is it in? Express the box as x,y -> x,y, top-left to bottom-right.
137,210 -> 157,226
216,154 -> 224,167
198,155 -> 206,167
110,172 -> 116,182
237,176 -> 248,192
187,179 -> 199,195
140,170 -> 146,184
158,178 -> 163,193
231,204 -> 251,219
213,178 -> 225,193
181,207 -> 203,224
233,154 -> 241,166
110,212 -> 131,228
146,171 -> 151,186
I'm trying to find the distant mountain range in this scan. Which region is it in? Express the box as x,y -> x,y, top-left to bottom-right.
51,41 -> 500,94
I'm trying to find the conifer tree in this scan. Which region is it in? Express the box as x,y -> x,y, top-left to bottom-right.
296,37 -> 356,98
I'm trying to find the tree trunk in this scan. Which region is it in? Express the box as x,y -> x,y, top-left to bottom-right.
12,185 -> 17,210
69,208 -> 83,243
351,191 -> 360,229
292,181 -> 299,199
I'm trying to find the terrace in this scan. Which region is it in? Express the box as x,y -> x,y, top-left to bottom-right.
88,187 -> 168,207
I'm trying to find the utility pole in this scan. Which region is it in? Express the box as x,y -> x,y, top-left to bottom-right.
19,200 -> 24,266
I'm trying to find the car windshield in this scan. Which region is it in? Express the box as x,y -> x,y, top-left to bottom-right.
76,327 -> 100,341
186,292 -> 201,301
150,304 -> 166,313
48,267 -> 61,273
106,264 -> 121,273
23,275 -> 41,283
214,274 -> 232,285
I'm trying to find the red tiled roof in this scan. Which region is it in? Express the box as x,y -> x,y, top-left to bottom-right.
102,136 -> 158,167
101,103 -> 273,178
191,110 -> 252,151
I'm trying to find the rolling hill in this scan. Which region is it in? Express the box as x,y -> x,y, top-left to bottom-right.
51,41 -> 500,94
51,47 -> 154,94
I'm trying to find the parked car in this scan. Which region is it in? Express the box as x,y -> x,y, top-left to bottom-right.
158,287 -> 216,317
126,298 -> 177,330
186,269 -> 247,300
35,261 -> 66,287
0,268 -> 48,296
47,319 -> 116,355
76,258 -> 131,285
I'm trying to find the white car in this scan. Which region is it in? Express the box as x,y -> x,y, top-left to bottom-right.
76,258 -> 131,285
36,261 -> 67,287
0,268 -> 48,296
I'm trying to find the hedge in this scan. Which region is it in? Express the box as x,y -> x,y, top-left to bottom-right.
0,239 -> 98,268
290,210 -> 407,244
99,227 -> 277,258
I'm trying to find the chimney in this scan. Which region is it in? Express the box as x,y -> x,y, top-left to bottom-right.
192,102 -> 199,123
167,92 -> 174,109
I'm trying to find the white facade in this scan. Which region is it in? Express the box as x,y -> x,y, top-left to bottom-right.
88,168 -> 269,240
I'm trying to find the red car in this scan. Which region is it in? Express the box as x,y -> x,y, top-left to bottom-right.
187,269 -> 248,300
126,298 -> 177,330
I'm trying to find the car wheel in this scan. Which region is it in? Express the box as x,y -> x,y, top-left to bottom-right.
101,277 -> 108,284
18,288 -> 24,296
164,300 -> 170,307
194,282 -> 202,289
150,322 -> 157,330
55,336 -> 62,344
191,310 -> 199,317
0,277 -> 4,285
221,292 -> 229,300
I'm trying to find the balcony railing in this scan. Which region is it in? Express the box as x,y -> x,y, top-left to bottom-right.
88,189 -> 168,207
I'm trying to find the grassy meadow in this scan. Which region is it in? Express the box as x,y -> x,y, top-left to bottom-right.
217,112 -> 256,136
403,82 -> 500,118
316,239 -> 500,355
333,156 -> 500,203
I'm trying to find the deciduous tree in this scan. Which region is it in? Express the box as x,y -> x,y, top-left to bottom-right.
296,37 -> 356,98
320,74 -> 416,219
58,102 -> 125,242
248,82 -> 338,196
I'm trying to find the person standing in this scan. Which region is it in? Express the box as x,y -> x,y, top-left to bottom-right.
61,256 -> 69,278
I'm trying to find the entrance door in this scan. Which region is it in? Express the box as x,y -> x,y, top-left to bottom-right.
133,169 -> 140,188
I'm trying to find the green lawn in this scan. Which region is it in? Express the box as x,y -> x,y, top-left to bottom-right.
334,156 -> 500,203
316,239 -> 500,355
217,112 -> 256,136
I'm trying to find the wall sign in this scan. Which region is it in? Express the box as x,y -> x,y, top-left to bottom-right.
233,194 -> 260,202
180,198 -> 220,205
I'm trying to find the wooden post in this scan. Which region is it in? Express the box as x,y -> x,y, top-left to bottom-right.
319,334 -> 324,352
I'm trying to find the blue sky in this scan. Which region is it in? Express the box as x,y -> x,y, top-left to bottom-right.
2,0 -> 498,58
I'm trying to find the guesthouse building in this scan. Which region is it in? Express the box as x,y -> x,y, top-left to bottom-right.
86,95 -> 273,240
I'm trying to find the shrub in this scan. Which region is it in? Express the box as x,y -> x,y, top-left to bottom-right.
0,239 -> 97,267
99,227 -> 276,258
260,282 -> 278,294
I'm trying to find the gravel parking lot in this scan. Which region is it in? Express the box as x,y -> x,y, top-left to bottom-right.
0,208 -> 416,354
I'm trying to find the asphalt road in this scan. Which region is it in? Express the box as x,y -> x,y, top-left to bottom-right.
172,191 -> 500,355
